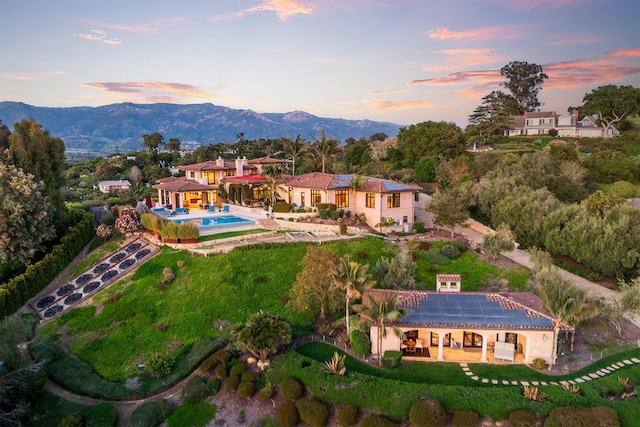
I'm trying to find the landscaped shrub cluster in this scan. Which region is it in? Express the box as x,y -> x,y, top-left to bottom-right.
259,384 -> 275,401
543,406 -> 619,427
359,414 -> 397,427
225,361 -> 258,398
280,377 -> 304,400
382,350 -> 402,368
296,397 -> 330,427
508,410 -> 537,427
128,399 -> 175,427
273,201 -> 291,213
424,247 -> 451,265
277,401 -> 299,427
0,210 -> 94,319
146,352 -> 173,377
408,399 -> 446,427
182,375 -> 209,403
440,244 -> 461,259
336,405 -> 359,426
452,410 -> 479,427
350,329 -> 370,357
139,212 -> 199,242
414,221 -> 425,233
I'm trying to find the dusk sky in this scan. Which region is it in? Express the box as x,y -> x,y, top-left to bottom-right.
2,0 -> 639,128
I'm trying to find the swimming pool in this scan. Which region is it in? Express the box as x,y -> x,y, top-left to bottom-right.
171,215 -> 256,230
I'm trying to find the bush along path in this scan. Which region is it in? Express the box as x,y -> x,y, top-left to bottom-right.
460,357 -> 640,386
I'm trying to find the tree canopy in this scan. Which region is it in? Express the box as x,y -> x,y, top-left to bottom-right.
0,163 -> 55,266
500,61 -> 548,114
396,121 -> 465,168
580,85 -> 640,132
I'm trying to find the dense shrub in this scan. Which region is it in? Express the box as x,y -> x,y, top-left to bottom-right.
230,362 -> 247,376
273,201 -> 291,213
241,370 -> 257,383
85,402 -> 117,427
57,415 -> 84,427
350,329 -> 371,356
237,381 -> 256,398
424,247 -> 451,265
128,400 -> 174,427
146,352 -> 173,377
450,239 -> 468,252
543,406 -> 619,427
452,410 -> 478,427
336,405 -> 359,426
214,362 -> 227,379
382,350 -> 402,368
276,401 -> 299,427
408,399 -> 446,427
414,221 -> 425,233
226,374 -> 241,390
211,349 -> 232,364
508,410 -> 537,427
317,203 -> 336,213
360,414 -> 396,427
339,219 -> 347,234
280,377 -> 304,400
440,244 -> 461,259
207,379 -> 221,396
531,358 -> 548,370
296,398 -> 329,427
199,355 -> 219,374
182,375 -> 209,403
259,385 -> 275,401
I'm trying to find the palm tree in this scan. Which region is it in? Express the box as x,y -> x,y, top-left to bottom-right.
349,174 -> 365,213
357,294 -> 411,365
331,255 -> 376,336
565,289 -> 601,351
282,134 -> 309,176
313,129 -> 339,173
231,310 -> 292,362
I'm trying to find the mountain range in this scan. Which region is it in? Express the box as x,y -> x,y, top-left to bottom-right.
0,101 -> 403,156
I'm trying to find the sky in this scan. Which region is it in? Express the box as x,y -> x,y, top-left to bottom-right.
1,0 -> 639,128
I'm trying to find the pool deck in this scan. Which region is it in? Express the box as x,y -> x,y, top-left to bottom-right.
152,206 -> 268,236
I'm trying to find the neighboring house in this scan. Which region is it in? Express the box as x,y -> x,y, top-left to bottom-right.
152,157 -> 279,209
505,109 -> 619,138
283,172 -> 421,229
364,281 -> 569,364
97,180 -> 131,193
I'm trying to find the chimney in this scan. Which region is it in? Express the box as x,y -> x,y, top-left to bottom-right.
216,156 -> 224,167
573,108 -> 579,124
235,157 -> 247,177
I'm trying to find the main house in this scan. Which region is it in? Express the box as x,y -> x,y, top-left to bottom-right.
505,109 -> 620,138
152,157 -> 420,229
364,277 -> 569,365
283,172 -> 421,229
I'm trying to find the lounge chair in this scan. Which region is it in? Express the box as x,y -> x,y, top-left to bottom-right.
207,205 -> 216,213
220,205 -> 230,213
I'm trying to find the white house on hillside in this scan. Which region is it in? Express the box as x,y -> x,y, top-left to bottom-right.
505,109 -> 620,138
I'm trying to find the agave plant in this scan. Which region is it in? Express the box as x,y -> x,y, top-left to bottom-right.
618,376 -> 634,392
523,385 -> 547,402
324,351 -> 346,376
315,323 -> 335,337
562,383 -> 581,394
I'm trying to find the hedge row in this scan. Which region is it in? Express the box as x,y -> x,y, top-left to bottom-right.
0,210 -> 95,319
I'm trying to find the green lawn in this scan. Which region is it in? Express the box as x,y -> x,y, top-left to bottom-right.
36,237 -> 394,381
198,228 -> 272,242
168,402 -> 217,427
416,242 -> 530,291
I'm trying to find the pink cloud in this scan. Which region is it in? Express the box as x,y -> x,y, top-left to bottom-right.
80,17 -> 186,34
73,29 -> 121,45
0,73 -> 32,81
371,89 -> 410,95
426,25 -> 524,41
83,81 -> 218,101
409,69 -> 502,87
368,99 -> 434,111
423,49 -> 508,72
546,35 -> 610,46
211,0 -> 314,22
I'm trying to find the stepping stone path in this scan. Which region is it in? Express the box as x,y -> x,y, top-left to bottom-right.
459,356 -> 640,387
30,238 -> 159,321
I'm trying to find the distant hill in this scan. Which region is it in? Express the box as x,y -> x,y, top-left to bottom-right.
0,101 -> 403,155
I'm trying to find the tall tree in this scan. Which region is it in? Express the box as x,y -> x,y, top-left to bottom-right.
142,132 -> 164,160
500,61 -> 549,114
331,255 -> 376,335
8,118 -> 66,219
483,223 -> 516,259
356,294 -> 410,365
165,138 -> 181,153
287,246 -> 341,318
0,119 -> 10,151
600,277 -> 640,337
467,91 -> 517,139
427,186 -> 470,238
313,129 -> 339,173
282,134 -> 309,176
0,163 -> 55,267
580,85 -> 640,134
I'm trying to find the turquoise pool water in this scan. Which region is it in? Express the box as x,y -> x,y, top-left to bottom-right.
171,215 -> 256,230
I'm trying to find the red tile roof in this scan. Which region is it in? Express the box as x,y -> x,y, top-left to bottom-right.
152,177 -> 216,192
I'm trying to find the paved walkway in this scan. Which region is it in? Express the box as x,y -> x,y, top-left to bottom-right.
459,358 -> 640,387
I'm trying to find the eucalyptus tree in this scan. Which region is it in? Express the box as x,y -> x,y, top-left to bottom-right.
500,61 -> 549,114
468,91 -> 516,139
356,294 -> 411,365
142,132 -> 164,159
331,255 -> 376,335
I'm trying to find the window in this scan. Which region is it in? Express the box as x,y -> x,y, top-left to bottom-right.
311,190 -> 322,207
224,170 -> 235,177
288,187 -> 293,204
252,187 -> 263,200
189,171 -> 195,178
335,190 -> 349,208
365,193 -> 375,208
463,332 -> 483,348
387,193 -> 400,208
